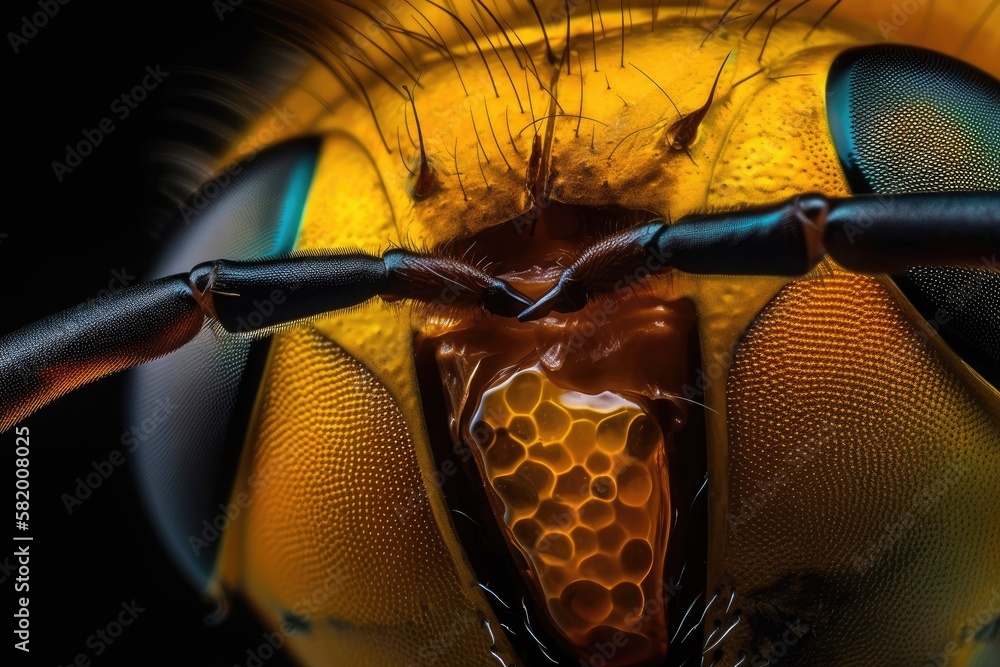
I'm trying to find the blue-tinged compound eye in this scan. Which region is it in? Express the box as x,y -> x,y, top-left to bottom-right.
827,45 -> 1000,391
127,138 -> 318,589
826,44 -> 1000,195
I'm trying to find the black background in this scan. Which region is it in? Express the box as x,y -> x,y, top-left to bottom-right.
3,1 -> 296,664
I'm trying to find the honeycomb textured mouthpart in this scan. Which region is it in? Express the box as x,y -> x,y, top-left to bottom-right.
470,367 -> 671,665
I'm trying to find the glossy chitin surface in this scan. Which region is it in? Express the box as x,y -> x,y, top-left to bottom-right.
471,367 -> 669,663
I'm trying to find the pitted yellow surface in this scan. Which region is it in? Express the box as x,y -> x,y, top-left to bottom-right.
471,367 -> 669,663
217,326 -> 513,667
713,274 -> 1000,665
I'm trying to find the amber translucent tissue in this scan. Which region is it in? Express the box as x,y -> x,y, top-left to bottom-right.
471,367 -> 670,664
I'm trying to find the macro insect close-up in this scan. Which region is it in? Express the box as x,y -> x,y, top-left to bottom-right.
3,0 -> 999,665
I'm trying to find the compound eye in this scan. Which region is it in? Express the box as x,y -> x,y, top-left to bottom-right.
826,44 -> 1000,195
128,138 -> 318,590
826,46 -> 1000,390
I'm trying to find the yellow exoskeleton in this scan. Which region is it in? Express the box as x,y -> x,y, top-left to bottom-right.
2,1 -> 998,666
